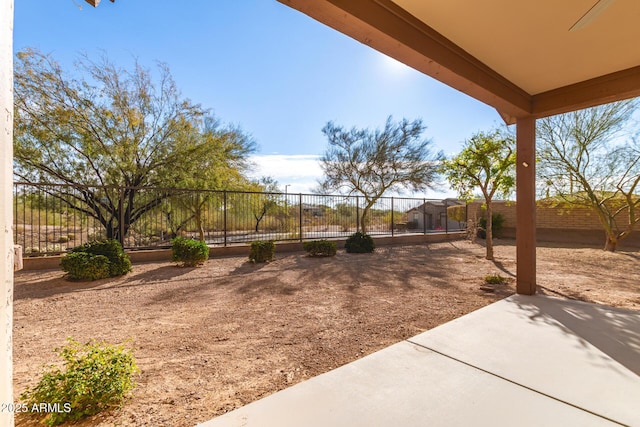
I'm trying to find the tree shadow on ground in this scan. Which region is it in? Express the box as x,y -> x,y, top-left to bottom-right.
537,285 -> 594,305
491,260 -> 515,277
229,260 -> 272,276
13,274 -> 110,300
515,296 -> 640,377
292,246 -> 453,294
619,251 -> 640,261
14,264 -> 195,300
119,264 -> 194,284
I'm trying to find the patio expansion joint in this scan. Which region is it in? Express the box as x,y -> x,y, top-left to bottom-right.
404,338 -> 628,427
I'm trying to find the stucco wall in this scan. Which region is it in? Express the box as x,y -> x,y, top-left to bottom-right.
1,0 -> 14,423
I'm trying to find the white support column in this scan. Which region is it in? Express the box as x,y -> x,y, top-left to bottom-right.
516,116 -> 536,295
0,0 -> 14,425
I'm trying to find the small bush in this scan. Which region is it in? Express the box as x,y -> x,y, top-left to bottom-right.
478,213 -> 505,239
484,274 -> 507,285
171,237 -> 209,267
70,239 -> 132,277
249,240 -> 275,263
20,338 -> 139,426
60,252 -> 110,281
345,232 -> 375,253
447,204 -> 467,223
303,240 -> 337,257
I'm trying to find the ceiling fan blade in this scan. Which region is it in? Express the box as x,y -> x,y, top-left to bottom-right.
569,0 -> 616,31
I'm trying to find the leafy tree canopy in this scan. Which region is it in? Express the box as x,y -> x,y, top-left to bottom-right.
317,116 -> 442,232
537,99 -> 640,251
14,49 -> 255,240
440,129 -> 516,260
441,129 -> 516,203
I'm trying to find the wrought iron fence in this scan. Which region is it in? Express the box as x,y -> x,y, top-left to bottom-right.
13,182 -> 466,256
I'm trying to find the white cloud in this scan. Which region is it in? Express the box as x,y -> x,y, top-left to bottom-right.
246,153 -> 458,199
247,154 -> 323,194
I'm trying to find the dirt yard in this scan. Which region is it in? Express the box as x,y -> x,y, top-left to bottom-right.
12,239 -> 640,426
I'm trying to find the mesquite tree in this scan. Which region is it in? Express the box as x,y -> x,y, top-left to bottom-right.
318,116 -> 442,233
537,100 -> 640,251
14,49 -> 253,242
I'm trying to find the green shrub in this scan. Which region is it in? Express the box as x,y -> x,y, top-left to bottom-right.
345,232 -> 375,253
478,213 -> 505,239
484,274 -> 507,285
303,239 -> 337,257
20,338 -> 139,426
171,237 -> 209,267
60,252 -> 110,281
447,204 -> 467,222
70,239 -> 132,277
249,240 -> 275,263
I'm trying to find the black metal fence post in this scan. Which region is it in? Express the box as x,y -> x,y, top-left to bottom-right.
118,187 -> 125,247
356,196 -> 360,232
444,199 -> 449,234
465,202 -> 469,227
223,190 -> 227,247
423,198 -> 427,235
391,197 -> 395,237
299,193 -> 303,242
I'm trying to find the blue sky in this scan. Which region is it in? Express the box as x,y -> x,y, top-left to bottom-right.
13,0 -> 503,196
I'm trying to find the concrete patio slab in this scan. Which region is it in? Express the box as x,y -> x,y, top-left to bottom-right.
410,294 -> 640,426
198,295 -> 639,427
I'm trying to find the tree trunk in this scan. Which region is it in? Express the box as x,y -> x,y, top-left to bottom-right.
254,205 -> 266,233
194,195 -> 206,241
359,210 -> 367,234
467,209 -> 477,244
360,206 -> 373,234
604,235 -> 618,252
195,209 -> 205,242
485,202 -> 494,260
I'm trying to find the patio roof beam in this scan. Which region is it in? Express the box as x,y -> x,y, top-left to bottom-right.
532,65 -> 640,119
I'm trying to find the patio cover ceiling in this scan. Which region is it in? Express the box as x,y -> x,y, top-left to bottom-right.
277,0 -> 640,123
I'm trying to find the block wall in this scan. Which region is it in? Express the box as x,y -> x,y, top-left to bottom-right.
466,201 -> 640,248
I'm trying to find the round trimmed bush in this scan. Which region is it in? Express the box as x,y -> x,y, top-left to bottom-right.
345,232 -> 375,253
69,239 -> 132,277
303,240 -> 337,257
249,240 -> 275,263
60,252 -> 110,281
171,237 -> 209,267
